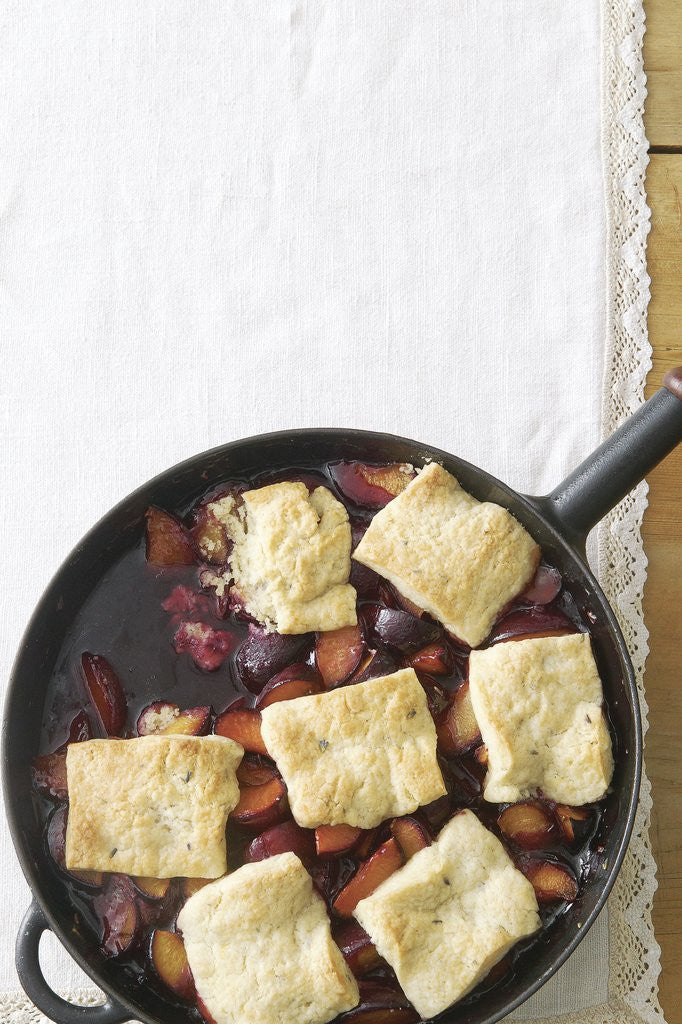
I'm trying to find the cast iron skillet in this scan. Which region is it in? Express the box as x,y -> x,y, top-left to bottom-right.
6,368 -> 682,1024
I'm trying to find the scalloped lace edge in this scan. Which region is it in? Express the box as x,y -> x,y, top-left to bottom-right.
527,0 -> 661,1021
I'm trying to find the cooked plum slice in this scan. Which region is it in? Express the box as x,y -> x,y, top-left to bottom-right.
474,744 -> 489,766
333,838 -> 404,917
46,806 -> 103,887
350,561 -> 387,600
181,877 -> 213,899
405,641 -> 453,677
32,752 -> 68,800
191,498 -> 233,566
316,625 -> 365,688
336,921 -> 384,976
80,653 -> 127,736
415,674 -> 449,717
145,506 -> 196,566
343,981 -> 419,1024
521,565 -> 563,606
390,817 -> 431,860
357,602 -> 382,639
151,929 -> 195,1001
214,709 -> 268,756
137,702 -> 211,737
65,709 -> 94,746
420,795 -> 452,832
353,828 -> 381,862
236,756 -> 278,788
330,462 -> 414,509
246,820 -> 315,863
161,585 -> 213,620
524,860 -> 578,903
255,665 -> 323,708
315,824 -> 362,857
391,590 -> 426,619
498,802 -> 555,849
487,607 -> 577,645
554,803 -> 591,843
235,627 -> 312,693
230,777 -> 288,830
373,609 -> 441,653
132,876 -> 172,901
93,877 -> 140,956
173,621 -> 236,672
197,995 -> 219,1024
436,681 -> 481,756
350,647 -> 398,684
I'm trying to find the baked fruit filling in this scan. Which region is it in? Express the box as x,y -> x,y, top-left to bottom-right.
33,461 -> 613,1024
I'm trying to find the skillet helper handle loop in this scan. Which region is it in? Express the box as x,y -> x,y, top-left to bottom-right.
540,367 -> 682,545
16,902 -> 131,1024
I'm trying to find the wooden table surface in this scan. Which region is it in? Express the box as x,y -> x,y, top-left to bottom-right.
642,1 -> 682,1019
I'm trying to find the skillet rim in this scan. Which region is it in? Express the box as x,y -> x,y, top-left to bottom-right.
3,426 -> 643,1024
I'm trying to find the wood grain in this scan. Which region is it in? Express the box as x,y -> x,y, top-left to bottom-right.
644,0 -> 682,148
642,152 -> 682,1022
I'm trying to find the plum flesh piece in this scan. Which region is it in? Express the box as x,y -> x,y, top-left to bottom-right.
136,702 -> 211,736
390,816 -> 430,860
436,681 -> 481,756
524,860 -> 579,903
229,777 -> 288,830
343,982 -> 419,1024
214,709 -> 269,756
245,820 -> 315,863
32,752 -> 68,800
173,621 -> 236,672
554,803 -> 591,843
93,877 -> 140,956
330,462 -> 415,509
405,641 -> 453,676
132,876 -> 172,901
521,565 -> 563,605
315,824 -> 362,857
316,625 -> 365,688
235,627 -> 312,693
335,921 -> 384,976
80,653 -> 127,736
333,839 -> 404,917
487,607 -> 576,645
350,646 -> 398,684
255,664 -> 323,708
372,609 -> 441,653
497,802 -> 555,849
162,585 -> 213,619
145,506 -> 196,566
151,929 -> 195,1001
46,805 -> 103,887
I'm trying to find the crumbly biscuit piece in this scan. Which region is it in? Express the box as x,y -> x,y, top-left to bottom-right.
354,810 -> 540,1018
352,463 -> 539,647
177,853 -> 359,1024
469,633 -> 613,804
65,735 -> 243,877
218,482 -> 356,633
260,669 -> 445,829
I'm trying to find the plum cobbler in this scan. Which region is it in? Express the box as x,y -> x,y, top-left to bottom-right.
32,459 -> 614,1024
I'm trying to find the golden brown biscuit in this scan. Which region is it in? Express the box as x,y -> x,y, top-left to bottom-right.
65,735 -> 243,877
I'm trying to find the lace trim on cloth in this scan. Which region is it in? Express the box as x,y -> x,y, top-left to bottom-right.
598,0 -> 662,1019
1,0 -> 659,1022
528,0 -> 661,1022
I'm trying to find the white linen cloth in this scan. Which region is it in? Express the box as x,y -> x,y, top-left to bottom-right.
0,1 -> 659,1021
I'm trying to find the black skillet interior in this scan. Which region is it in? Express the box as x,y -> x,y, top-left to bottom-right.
4,428 -> 641,1024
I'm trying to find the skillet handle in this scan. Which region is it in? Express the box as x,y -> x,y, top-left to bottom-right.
533,367 -> 682,546
16,902 -> 131,1024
